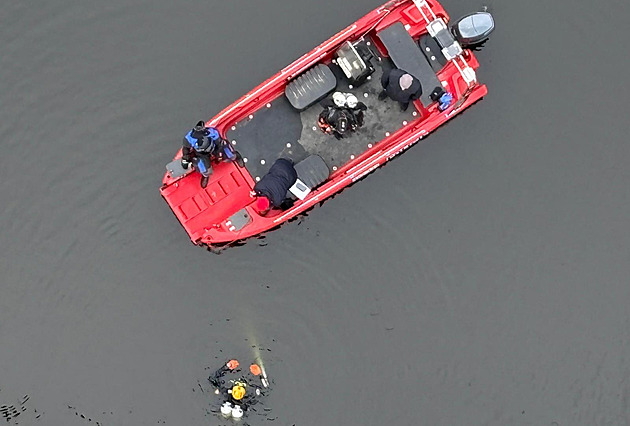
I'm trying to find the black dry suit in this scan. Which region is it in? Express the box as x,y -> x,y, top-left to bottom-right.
380,68 -> 423,104
182,127 -> 219,177
254,158 -> 298,208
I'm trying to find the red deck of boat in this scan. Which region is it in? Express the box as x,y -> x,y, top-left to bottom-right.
160,162 -> 255,243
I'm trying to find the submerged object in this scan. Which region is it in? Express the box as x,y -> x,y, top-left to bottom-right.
161,0 -> 494,248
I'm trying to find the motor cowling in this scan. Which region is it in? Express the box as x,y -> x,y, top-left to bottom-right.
451,12 -> 495,48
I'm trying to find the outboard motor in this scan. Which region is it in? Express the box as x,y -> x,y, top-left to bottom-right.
451,12 -> 495,48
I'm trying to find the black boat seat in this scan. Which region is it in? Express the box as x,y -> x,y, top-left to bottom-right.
376,22 -> 442,107
286,155 -> 330,200
418,34 -> 447,73
285,64 -> 337,111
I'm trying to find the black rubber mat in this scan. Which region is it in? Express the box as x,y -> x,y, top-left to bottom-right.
226,97 -> 308,181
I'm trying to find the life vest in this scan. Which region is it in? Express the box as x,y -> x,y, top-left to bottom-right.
185,130 -> 215,154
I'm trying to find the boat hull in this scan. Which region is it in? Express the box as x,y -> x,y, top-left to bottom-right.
161,0 -> 489,247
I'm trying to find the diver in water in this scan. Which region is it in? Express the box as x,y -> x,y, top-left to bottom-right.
209,359 -> 267,419
181,121 -> 242,188
318,92 -> 367,140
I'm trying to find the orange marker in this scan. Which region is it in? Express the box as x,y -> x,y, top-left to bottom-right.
249,364 -> 262,376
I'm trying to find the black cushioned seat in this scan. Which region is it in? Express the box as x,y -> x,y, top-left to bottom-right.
295,154 -> 329,188
418,34 -> 448,72
285,64 -> 337,111
286,155 -> 330,199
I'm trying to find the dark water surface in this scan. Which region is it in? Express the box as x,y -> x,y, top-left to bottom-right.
2,0 -> 630,424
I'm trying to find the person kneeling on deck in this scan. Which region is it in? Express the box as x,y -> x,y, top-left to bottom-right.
378,68 -> 422,112
318,92 -> 367,140
181,121 -> 241,188
253,158 -> 298,215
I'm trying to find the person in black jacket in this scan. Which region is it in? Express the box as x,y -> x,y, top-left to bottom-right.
378,68 -> 422,111
253,158 -> 298,214
181,121 -> 241,188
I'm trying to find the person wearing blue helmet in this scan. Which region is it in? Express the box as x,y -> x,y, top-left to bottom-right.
181,121 -> 243,188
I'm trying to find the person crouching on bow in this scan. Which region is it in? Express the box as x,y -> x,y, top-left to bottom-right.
181,121 -> 243,188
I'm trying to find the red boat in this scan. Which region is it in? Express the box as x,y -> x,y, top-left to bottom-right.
160,0 -> 494,248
